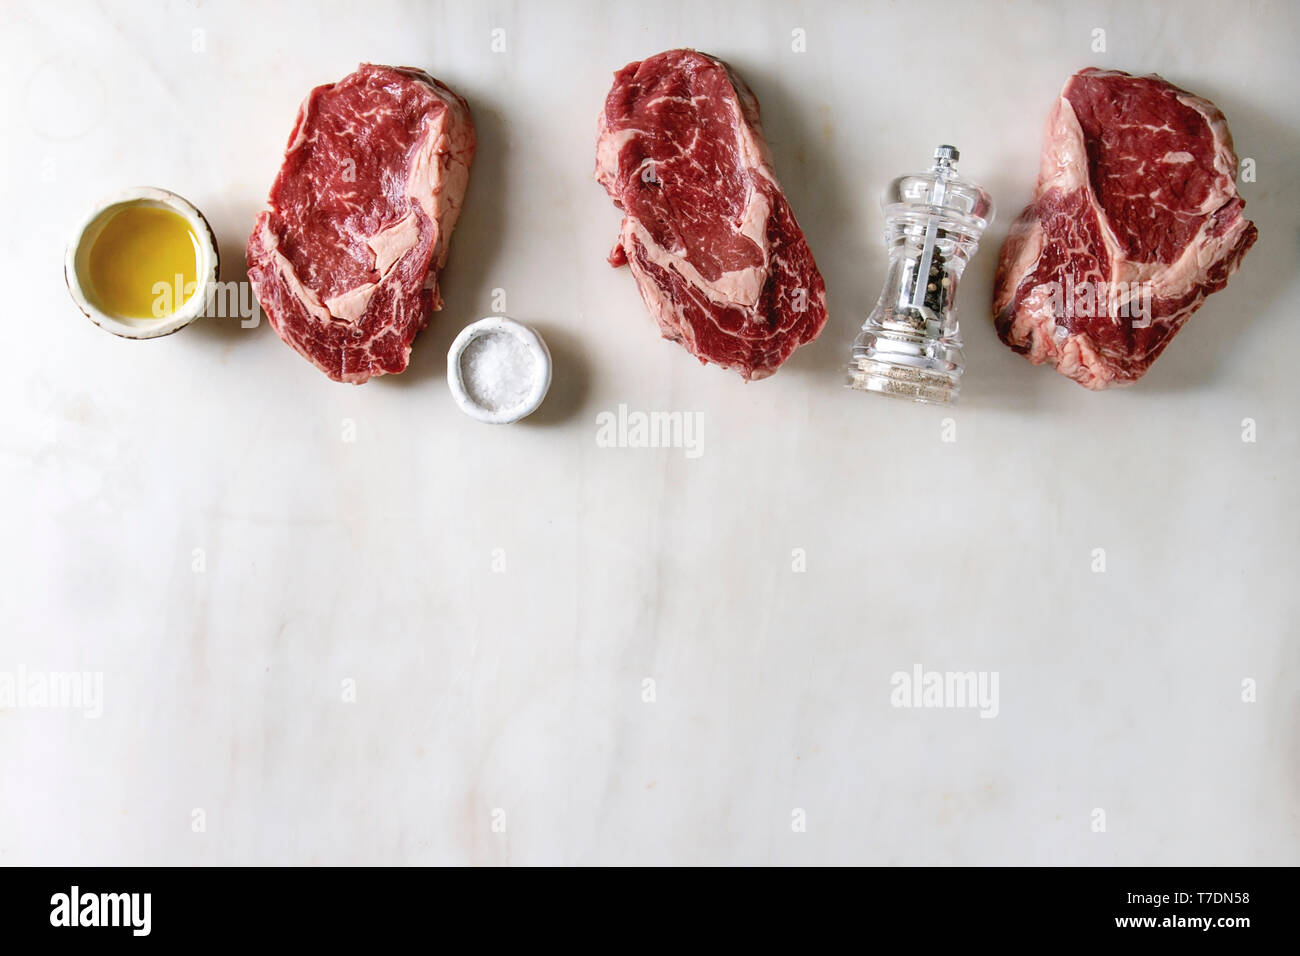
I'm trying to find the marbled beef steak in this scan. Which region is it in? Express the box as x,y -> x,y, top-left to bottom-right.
994,69 -> 1256,389
596,49 -> 828,381
248,64 -> 475,384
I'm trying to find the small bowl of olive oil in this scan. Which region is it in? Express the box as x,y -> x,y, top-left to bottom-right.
65,187 -> 220,339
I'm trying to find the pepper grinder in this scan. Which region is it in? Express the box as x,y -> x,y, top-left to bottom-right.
847,145 -> 994,405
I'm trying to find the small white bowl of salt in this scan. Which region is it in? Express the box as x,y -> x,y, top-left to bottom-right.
447,316 -> 552,424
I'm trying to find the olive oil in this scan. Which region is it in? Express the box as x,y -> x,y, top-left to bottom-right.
87,205 -> 200,319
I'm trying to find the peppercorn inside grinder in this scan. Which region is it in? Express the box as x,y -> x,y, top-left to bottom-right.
847,146 -> 994,405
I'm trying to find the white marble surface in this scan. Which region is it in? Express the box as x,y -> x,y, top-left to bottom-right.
2,0 -> 1297,865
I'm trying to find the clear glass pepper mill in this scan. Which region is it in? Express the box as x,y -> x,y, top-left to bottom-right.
847,145 -> 994,405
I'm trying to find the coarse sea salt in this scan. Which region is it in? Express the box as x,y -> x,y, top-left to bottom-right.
447,316 -> 552,424
459,329 -> 539,412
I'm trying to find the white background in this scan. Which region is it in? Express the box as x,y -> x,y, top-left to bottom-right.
2,0 -> 1296,865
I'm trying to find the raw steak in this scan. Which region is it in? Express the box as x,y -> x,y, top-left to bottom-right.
993,68 -> 1256,389
595,49 -> 828,381
247,64 -> 475,383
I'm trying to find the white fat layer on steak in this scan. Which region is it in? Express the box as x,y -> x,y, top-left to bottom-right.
324,284 -> 377,323
285,100 -> 312,154
407,122 -> 473,272
594,127 -> 639,184
992,216 -> 1045,317
369,213 -> 421,276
